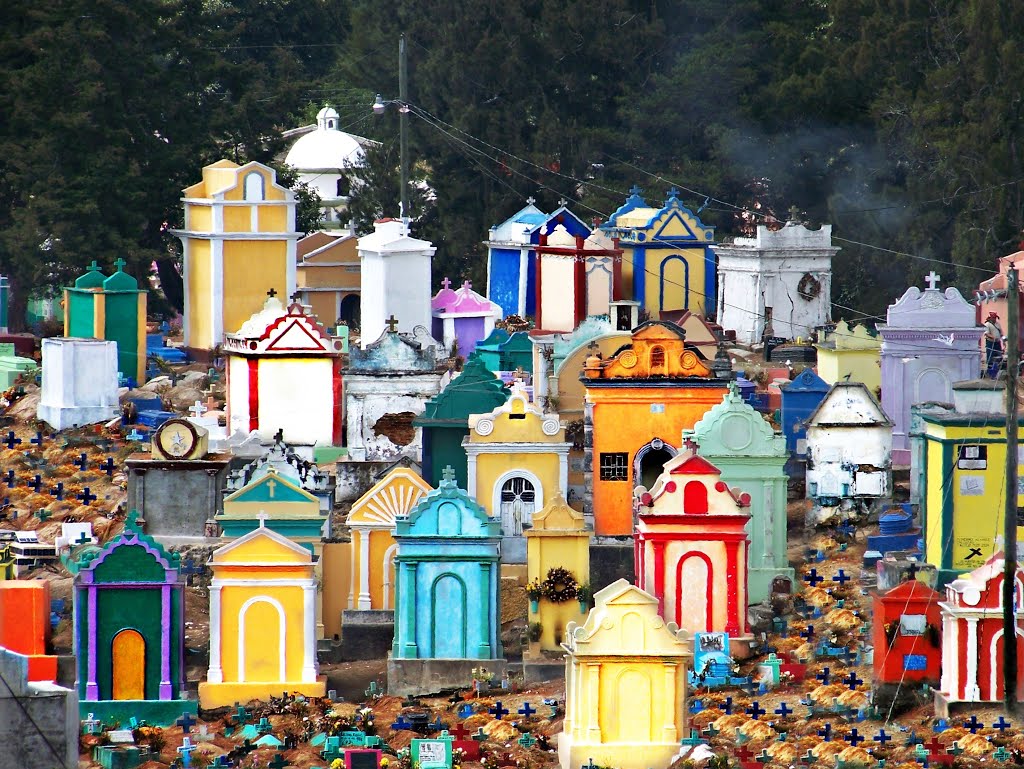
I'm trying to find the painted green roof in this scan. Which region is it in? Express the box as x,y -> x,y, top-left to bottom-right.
415,358 -> 509,426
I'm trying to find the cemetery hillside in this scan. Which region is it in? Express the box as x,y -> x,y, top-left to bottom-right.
4,2 -> 1024,769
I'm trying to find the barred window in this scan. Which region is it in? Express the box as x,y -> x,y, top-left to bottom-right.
599,452 -> 629,481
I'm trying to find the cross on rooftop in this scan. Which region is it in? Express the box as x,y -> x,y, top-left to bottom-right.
667,187 -> 680,198
441,277 -> 452,289
113,257 -> 127,272
441,466 -> 457,483
189,400 -> 207,418
628,184 -> 643,197
526,196 -> 536,206
87,260 -> 101,272
925,270 -> 941,290
267,287 -> 278,297
462,280 -> 472,290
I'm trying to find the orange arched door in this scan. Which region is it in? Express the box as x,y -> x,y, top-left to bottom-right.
111,629 -> 146,700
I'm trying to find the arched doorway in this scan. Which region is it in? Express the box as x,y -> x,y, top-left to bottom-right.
634,438 -> 676,491
431,574 -> 466,658
339,294 -> 360,329
111,629 -> 146,700
239,597 -> 285,683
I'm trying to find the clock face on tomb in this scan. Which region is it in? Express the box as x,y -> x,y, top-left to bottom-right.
156,420 -> 197,459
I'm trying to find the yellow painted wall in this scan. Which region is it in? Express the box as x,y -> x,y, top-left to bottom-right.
817,349 -> 881,392
223,206 -> 251,232
188,205 -> 212,232
370,529 -> 396,609
923,421 -> 1024,571
527,534 -> 589,650
299,265 -> 359,288
218,584 -> 306,682
321,541 -> 351,639
642,254 -> 706,316
259,205 -> 288,232
186,239 -> 212,349
223,240 -> 288,335
309,294 -> 337,325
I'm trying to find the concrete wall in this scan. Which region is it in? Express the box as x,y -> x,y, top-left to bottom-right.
0,647 -> 78,769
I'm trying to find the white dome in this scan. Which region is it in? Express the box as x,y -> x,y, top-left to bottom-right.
285,108 -> 365,171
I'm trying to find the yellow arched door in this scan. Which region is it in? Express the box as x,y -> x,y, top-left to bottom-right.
242,600 -> 282,682
111,629 -> 145,700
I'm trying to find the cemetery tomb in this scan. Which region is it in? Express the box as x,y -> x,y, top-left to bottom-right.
878,272 -> 983,465
486,199 -> 591,319
558,579 -> 691,769
387,469 -> 505,695
582,320 -> 729,535
686,383 -> 794,602
523,493 -> 591,655
0,581 -> 58,682
936,552 -> 1024,715
171,159 -> 299,353
533,226 -> 622,332
0,646 -> 78,769
63,260 -> 147,384
601,186 -> 716,319
199,517 -> 326,708
37,337 -> 120,431
0,342 -> 36,389
872,579 -> 942,710
464,383 -> 570,563
778,368 -> 829,458
73,512 -> 196,725
430,278 -> 502,357
358,219 -> 436,344
224,294 -> 346,447
713,221 -> 837,344
635,451 -> 752,646
815,320 -> 881,392
294,228 -> 362,326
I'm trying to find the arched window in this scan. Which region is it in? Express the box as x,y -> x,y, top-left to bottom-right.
499,476 -> 536,536
243,171 -> 265,201
683,480 -> 708,513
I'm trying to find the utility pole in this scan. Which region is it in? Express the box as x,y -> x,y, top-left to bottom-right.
1005,265 -> 1019,712
399,33 -> 409,225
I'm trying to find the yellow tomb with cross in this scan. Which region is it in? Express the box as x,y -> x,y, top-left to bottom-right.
198,519 -> 326,708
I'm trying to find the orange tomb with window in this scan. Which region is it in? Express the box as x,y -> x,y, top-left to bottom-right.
582,320 -> 728,536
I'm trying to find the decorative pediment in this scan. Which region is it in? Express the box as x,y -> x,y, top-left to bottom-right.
688,385 -> 785,458
586,321 -> 714,380
642,450 -> 751,512
395,471 -> 500,539
224,297 -> 342,356
563,579 -> 690,656
467,384 -> 564,443
210,520 -> 314,565
348,468 -> 433,528
884,276 -> 978,330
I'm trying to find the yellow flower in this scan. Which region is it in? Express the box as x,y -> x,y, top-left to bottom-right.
331,759 -> 346,769
381,759 -> 390,767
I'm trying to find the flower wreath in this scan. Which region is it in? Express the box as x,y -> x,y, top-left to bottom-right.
541,567 -> 578,603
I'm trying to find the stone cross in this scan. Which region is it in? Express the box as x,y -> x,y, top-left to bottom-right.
86,260 -> 101,273
442,277 -> 451,289
114,257 -> 127,272
385,314 -> 399,333
441,466 -> 457,483
925,270 -> 941,290
189,400 -> 207,418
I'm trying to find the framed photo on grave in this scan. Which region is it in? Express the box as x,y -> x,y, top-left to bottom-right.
345,748 -> 382,769
411,738 -> 453,769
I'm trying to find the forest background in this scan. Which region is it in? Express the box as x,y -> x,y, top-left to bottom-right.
1,0 -> 1021,328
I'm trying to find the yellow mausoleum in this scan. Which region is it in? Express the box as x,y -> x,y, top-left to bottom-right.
524,494 -> 590,652
815,320 -> 882,392
558,579 -> 691,769
173,160 -> 298,352
198,519 -> 326,708
346,467 -> 432,611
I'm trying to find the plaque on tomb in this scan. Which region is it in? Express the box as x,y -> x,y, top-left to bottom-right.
411,739 -> 453,769
152,418 -> 209,461
346,749 -> 383,769
956,444 -> 986,470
